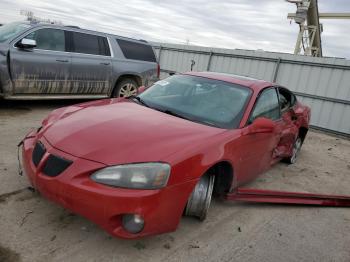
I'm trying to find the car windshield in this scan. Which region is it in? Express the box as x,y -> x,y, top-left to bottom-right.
138,75 -> 252,129
0,22 -> 31,43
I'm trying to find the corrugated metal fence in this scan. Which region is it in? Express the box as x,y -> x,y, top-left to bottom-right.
152,43 -> 350,136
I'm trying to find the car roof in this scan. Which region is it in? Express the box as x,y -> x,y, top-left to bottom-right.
184,71 -> 274,92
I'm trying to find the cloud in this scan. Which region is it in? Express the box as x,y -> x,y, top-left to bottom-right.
1,0 -> 349,58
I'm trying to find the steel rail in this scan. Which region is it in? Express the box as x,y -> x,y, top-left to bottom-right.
153,45 -> 350,70
226,188 -> 350,206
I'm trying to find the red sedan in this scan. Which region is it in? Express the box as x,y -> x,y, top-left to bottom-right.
21,72 -> 311,238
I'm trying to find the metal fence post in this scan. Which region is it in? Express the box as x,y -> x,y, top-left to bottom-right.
157,46 -> 163,64
206,51 -> 213,71
272,58 -> 282,82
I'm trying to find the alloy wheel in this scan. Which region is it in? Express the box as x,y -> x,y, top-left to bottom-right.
118,83 -> 138,97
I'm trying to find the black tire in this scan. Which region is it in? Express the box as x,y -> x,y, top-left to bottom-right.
185,174 -> 215,221
284,137 -> 303,164
112,78 -> 138,98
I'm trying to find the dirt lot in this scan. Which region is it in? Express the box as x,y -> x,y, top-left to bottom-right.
0,100 -> 350,262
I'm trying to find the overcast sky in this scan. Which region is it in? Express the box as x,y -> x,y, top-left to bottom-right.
1,0 -> 350,58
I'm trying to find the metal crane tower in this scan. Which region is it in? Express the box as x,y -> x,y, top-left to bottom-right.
287,0 -> 350,57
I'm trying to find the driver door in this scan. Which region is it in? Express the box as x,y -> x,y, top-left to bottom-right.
272,87 -> 299,159
235,87 -> 282,185
10,28 -> 72,95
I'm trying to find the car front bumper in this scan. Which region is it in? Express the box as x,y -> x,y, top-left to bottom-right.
21,131 -> 196,239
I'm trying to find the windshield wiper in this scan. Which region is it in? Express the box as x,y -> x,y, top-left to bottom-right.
127,98 -> 219,128
161,109 -> 218,127
160,109 -> 193,121
127,95 -> 150,108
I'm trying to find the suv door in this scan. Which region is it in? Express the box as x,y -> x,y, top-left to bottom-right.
237,87 -> 282,184
10,28 -> 72,94
68,31 -> 112,95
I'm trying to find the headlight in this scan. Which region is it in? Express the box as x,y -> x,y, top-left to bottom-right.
91,163 -> 171,189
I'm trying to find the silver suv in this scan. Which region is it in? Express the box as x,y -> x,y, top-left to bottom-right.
0,22 -> 159,99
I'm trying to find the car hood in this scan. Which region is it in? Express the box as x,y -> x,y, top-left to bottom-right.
43,100 -> 225,165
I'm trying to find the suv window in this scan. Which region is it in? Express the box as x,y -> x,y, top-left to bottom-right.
71,32 -> 110,56
25,28 -> 65,51
249,88 -> 280,123
117,39 -> 156,62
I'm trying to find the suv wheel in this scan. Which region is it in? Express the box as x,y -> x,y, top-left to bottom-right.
112,79 -> 138,98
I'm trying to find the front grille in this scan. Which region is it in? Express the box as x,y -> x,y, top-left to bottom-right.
32,141 -> 46,166
42,154 -> 72,177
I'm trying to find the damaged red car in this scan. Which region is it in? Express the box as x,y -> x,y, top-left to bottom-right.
21,72 -> 311,238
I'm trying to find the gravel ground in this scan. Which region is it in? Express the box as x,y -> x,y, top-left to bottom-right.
0,100 -> 350,262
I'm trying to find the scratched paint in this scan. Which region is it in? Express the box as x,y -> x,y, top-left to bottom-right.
3,60 -> 157,97
13,69 -> 110,94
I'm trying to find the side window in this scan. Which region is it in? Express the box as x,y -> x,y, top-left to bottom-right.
278,87 -> 295,112
25,28 -> 65,51
249,88 -> 280,123
100,37 -> 111,56
291,93 -> 297,106
72,32 -> 110,56
116,39 -> 156,62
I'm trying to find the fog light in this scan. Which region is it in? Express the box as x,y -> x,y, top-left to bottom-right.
122,214 -> 144,234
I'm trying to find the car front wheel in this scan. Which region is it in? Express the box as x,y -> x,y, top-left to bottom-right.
185,174 -> 215,221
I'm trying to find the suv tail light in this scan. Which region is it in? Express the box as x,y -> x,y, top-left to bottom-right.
157,63 -> 160,79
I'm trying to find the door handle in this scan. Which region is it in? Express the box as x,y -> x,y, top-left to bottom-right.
100,62 -> 110,65
56,59 -> 69,63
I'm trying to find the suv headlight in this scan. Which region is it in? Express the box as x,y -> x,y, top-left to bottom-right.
91,163 -> 171,189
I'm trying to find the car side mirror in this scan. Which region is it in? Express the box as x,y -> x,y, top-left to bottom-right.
138,85 -> 146,94
17,38 -> 37,49
243,117 -> 276,135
